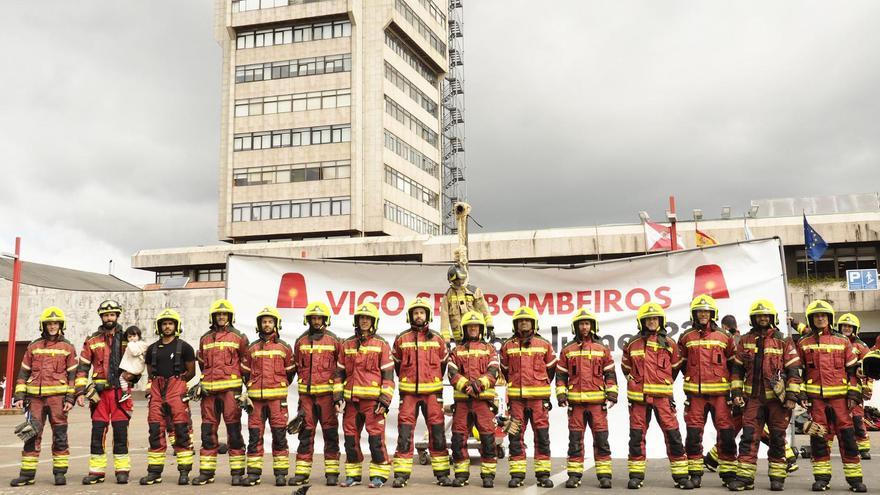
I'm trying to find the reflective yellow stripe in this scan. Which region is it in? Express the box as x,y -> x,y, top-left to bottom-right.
399,341 -> 441,349
32,348 -> 71,356
202,378 -> 242,391
24,384 -> 70,395
630,350 -> 646,357
628,460 -> 646,473
565,350 -> 606,358
248,386 -> 289,399
627,390 -> 645,402
399,377 -> 443,394
297,381 -> 335,394
89,343 -> 106,350
801,344 -> 845,352
567,390 -> 607,402
203,341 -> 239,350
685,339 -> 728,349
643,383 -> 673,394
14,384 -> 26,393
252,350 -> 286,358
505,347 -> 547,356
804,383 -> 848,397
345,346 -> 382,354
453,389 -> 497,400
507,385 -> 551,398
456,349 -> 490,357
300,344 -> 335,352
682,381 -> 731,393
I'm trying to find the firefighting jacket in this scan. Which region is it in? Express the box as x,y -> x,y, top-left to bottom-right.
796,329 -> 859,399
731,327 -> 801,401
197,325 -> 249,393
500,334 -> 557,399
440,285 -> 494,343
621,333 -> 683,402
678,322 -> 735,396
292,329 -> 342,396
447,340 -> 499,401
852,338 -> 874,399
75,324 -> 127,393
392,326 -> 448,395
15,337 -> 77,400
555,337 -> 617,404
335,334 -> 395,404
243,334 -> 294,400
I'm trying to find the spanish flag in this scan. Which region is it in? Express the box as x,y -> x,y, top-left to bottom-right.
695,229 -> 717,247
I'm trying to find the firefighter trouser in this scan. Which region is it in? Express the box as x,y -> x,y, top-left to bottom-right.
450,399 -> 497,480
198,390 -> 245,476
294,394 -> 340,479
808,397 -> 863,484
708,408 -> 796,475
566,403 -> 612,480
247,399 -> 289,476
735,398 -> 790,482
88,387 -> 132,476
852,403 -> 871,453
146,377 -> 194,475
684,394 -> 735,478
627,396 -> 688,482
18,395 -> 70,477
507,398 -> 551,479
393,393 -> 449,478
343,399 -> 390,481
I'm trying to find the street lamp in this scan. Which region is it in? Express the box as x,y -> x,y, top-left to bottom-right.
638,211 -> 650,222
692,209 -> 703,221
748,202 -> 760,218
721,206 -> 732,219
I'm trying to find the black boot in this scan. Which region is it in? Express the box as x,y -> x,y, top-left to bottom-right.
191,471 -> 214,485
139,472 -> 163,485
536,475 -> 554,488
628,477 -> 644,489
82,474 -> 105,485
231,474 -> 244,486
690,473 -> 702,489
326,474 -> 339,486
674,476 -> 694,490
289,474 -> 309,486
54,473 -> 67,486
10,472 -> 35,487
770,478 -> 785,491
565,474 -> 582,488
436,474 -> 454,487
720,473 -> 736,488
727,477 -> 754,491
481,475 -> 494,488
116,472 -> 129,484
243,473 -> 262,486
598,476 -> 612,489
847,479 -> 867,493
451,475 -> 468,487
860,451 -> 871,460
508,475 -> 524,488
178,470 -> 190,485
811,479 -> 829,491
275,475 -> 287,486
391,475 -> 408,488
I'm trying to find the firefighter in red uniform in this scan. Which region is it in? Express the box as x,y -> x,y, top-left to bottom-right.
10,307 -> 77,487
727,299 -> 801,492
838,313 -> 873,460
335,302 -> 395,488
500,306 -> 557,488
75,300 -> 134,485
243,306 -> 294,487
391,298 -> 453,487
796,300 -> 867,493
192,299 -> 249,486
447,311 -> 500,488
622,302 -> 691,490
556,307 -> 617,489
290,301 -> 343,486
140,309 -> 197,486
677,295 -> 736,488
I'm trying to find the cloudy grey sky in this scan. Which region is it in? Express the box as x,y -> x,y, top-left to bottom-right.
2,1 -> 879,284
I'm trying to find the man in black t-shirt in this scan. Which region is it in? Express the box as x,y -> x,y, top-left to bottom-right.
140,309 -> 196,486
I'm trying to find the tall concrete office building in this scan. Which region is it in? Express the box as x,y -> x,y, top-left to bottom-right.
216,0 -> 448,242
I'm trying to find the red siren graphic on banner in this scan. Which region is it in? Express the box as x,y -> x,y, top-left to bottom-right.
277,273 -> 309,308
693,264 -> 729,299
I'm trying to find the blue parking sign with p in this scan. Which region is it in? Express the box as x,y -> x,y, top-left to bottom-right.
847,269 -> 878,291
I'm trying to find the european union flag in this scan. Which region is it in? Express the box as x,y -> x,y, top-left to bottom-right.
803,215 -> 828,261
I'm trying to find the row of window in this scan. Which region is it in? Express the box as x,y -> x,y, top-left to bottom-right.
385,165 -> 438,209
232,197 -> 351,222
384,62 -> 437,117
235,53 -> 351,83
233,160 -> 351,186
235,88 -> 351,117
155,268 -> 226,284
231,0 -> 326,12
383,129 -> 439,178
236,20 -> 351,49
385,95 -> 437,147
233,124 -> 351,151
395,0 -> 445,56
793,246 -> 878,278
384,200 -> 439,235
413,0 -> 445,25
385,31 -> 437,87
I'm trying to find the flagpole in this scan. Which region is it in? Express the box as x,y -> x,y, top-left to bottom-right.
594,223 -> 602,261
803,210 -> 811,300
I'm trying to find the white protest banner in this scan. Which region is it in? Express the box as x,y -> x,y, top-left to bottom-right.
227,238 -> 789,458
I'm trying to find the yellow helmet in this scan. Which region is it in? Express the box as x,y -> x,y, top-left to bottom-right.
155,308 -> 183,336
303,301 -> 331,326
690,294 -> 718,321
805,299 -> 835,329
39,306 -> 66,333
511,306 -> 539,332
748,299 -> 779,326
97,299 -> 123,316
636,302 -> 666,331
256,306 -> 282,331
837,313 -> 860,335
353,302 -> 380,332
460,310 -> 487,340
406,297 -> 433,324
570,307 -> 599,336
209,299 -> 236,324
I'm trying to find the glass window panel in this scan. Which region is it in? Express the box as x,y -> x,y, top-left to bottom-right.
292,96 -> 307,111
342,199 -> 351,215
305,168 -> 321,181
337,93 -> 350,107
323,166 -> 336,179
277,98 -> 291,113
279,203 -> 290,218
307,95 -> 321,110
290,203 -> 301,218
338,165 -> 350,178
291,169 -> 306,182
263,100 -> 277,114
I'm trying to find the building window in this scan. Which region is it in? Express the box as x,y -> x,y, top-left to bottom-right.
383,130 -> 438,178
394,0 -> 445,56
236,20 -> 351,49
794,246 -> 878,278
232,197 -> 351,222
235,89 -> 351,117
385,96 -> 437,147
233,160 -> 351,186
384,200 -> 439,235
156,270 -> 184,284
232,0 -> 294,12
195,268 -> 226,282
385,165 -> 438,209
233,124 -> 351,151
384,62 -> 437,117
235,54 -> 351,84
385,31 -> 438,87
412,0 -> 445,25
